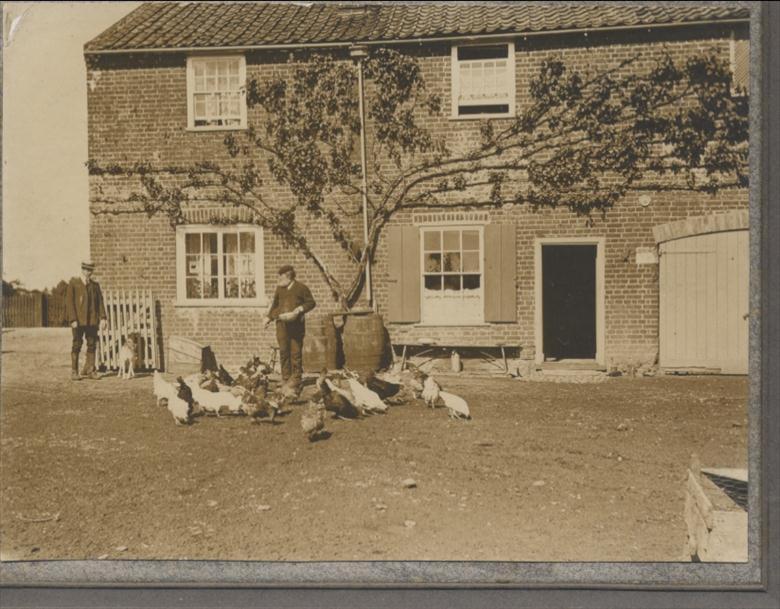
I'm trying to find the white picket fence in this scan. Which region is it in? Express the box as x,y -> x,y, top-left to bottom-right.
98,288 -> 160,371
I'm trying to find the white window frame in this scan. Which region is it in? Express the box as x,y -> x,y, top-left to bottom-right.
186,55 -> 248,131
419,225 -> 485,326
729,32 -> 749,97
175,224 -> 266,307
451,41 -> 516,120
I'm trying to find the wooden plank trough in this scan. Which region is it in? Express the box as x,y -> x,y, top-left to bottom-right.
683,454 -> 748,562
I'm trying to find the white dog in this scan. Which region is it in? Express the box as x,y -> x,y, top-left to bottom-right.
117,334 -> 138,379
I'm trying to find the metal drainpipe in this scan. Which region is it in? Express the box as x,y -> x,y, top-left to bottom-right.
351,44 -> 373,310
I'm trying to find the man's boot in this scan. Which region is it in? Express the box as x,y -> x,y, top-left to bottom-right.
84,351 -> 99,380
71,353 -> 81,381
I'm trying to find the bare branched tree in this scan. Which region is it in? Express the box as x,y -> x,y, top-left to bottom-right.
89,48 -> 748,309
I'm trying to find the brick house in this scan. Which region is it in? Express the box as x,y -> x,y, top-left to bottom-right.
84,3 -> 750,374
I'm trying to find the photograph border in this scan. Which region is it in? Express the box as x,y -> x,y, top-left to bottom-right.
0,1 -> 777,607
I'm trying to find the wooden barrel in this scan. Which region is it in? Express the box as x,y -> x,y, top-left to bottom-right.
341,312 -> 386,373
302,314 -> 338,373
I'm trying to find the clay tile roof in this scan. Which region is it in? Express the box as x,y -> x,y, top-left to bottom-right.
85,2 -> 750,53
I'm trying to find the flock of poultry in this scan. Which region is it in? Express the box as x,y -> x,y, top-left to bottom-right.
152,356 -> 471,441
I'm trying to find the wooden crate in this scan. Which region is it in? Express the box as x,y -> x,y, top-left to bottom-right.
97,288 -> 160,371
166,335 -> 207,376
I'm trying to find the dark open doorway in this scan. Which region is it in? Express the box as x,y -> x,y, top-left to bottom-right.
542,244 -> 597,361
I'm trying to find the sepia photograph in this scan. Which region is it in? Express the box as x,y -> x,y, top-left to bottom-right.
0,0 -> 759,579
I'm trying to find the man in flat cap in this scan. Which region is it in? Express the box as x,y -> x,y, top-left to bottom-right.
263,265 -> 316,392
65,260 -> 107,380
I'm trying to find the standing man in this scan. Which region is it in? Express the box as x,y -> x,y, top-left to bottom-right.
263,265 -> 316,392
66,260 -> 108,380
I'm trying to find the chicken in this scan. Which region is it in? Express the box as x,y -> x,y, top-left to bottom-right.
217,364 -> 235,386
345,375 -> 388,414
317,369 -> 360,419
153,371 -> 177,407
166,394 -> 193,425
183,377 -> 243,416
365,371 -> 401,400
421,374 -> 441,409
241,391 -> 279,422
439,391 -> 471,420
300,401 -> 326,441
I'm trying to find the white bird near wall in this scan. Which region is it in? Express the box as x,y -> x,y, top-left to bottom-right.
439,391 -> 471,420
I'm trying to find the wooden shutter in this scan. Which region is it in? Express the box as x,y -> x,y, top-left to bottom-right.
386,225 -> 421,323
484,223 -> 517,322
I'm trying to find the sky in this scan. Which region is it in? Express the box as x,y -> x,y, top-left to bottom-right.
2,2 -> 141,290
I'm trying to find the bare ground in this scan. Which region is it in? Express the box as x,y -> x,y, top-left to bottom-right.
0,328 -> 747,562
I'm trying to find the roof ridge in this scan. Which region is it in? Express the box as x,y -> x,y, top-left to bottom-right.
84,2 -> 750,54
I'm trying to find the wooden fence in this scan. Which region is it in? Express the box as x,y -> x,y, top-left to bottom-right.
44,294 -> 67,327
97,289 -> 160,371
3,292 -> 44,327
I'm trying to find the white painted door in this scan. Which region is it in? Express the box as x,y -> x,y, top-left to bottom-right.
659,230 -> 749,374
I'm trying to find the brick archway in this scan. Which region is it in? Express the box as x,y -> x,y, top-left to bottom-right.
652,210 -> 748,244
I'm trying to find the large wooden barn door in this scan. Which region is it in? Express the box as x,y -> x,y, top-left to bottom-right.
659,230 -> 748,374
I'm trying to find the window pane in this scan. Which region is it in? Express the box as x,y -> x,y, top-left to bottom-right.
218,74 -> 228,90
443,252 -> 461,272
463,274 -> 481,290
240,254 -> 255,275
186,255 -> 200,277
223,233 -> 238,254
185,233 -> 201,253
229,75 -> 239,89
224,277 -> 239,298
194,62 -> 205,78
424,275 -> 442,291
203,233 -> 217,254
241,278 -> 256,299
228,60 -> 239,76
462,251 -> 480,272
205,277 -> 218,299
209,255 -> 218,277
462,230 -> 479,250
186,278 -> 201,299
206,94 -> 218,116
443,275 -> 461,291
424,253 -> 441,273
206,61 -> 217,77
423,231 -> 440,251
240,232 -> 255,253
443,230 -> 460,250
194,96 -> 206,118
194,75 -> 206,92
224,254 -> 237,275
457,45 -> 508,61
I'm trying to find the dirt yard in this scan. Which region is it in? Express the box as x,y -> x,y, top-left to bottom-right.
0,328 -> 748,562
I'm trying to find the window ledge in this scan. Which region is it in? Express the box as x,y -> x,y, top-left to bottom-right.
449,113 -> 515,121
412,322 -> 492,328
186,125 -> 247,133
174,300 -> 268,309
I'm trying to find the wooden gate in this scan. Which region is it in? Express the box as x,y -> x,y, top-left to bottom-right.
98,289 -> 160,371
659,230 -> 749,374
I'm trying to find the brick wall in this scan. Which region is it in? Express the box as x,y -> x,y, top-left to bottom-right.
86,23 -> 748,367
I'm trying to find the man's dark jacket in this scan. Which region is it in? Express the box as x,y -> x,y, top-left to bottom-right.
65,277 -> 107,327
268,281 -> 316,323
